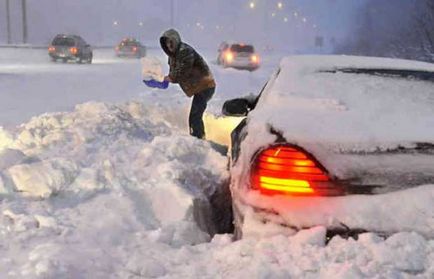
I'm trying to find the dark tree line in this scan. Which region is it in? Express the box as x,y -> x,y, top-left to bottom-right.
336,0 -> 434,62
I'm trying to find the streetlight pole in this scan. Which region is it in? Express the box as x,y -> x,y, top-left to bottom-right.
21,0 -> 28,44
170,0 -> 175,27
6,0 -> 11,44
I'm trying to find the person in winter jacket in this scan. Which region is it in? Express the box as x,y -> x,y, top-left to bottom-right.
160,29 -> 216,139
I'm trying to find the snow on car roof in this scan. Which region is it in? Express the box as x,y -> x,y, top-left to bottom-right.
250,55 -> 434,150
281,55 -> 434,72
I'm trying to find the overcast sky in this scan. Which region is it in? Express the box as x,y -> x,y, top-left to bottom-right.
0,0 -> 364,51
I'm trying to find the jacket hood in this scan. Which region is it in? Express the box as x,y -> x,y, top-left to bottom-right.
160,29 -> 182,56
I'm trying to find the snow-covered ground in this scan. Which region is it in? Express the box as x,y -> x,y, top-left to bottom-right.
0,48 -> 433,278
0,48 -> 275,127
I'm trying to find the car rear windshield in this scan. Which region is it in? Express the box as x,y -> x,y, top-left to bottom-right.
122,41 -> 139,46
321,68 -> 434,82
230,44 -> 254,53
52,37 -> 76,46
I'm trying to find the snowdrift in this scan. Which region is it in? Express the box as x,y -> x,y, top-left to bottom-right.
0,101 -> 230,277
0,100 -> 432,278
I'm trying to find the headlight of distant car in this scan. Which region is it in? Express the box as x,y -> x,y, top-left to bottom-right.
250,144 -> 343,196
225,51 -> 234,63
251,54 -> 259,64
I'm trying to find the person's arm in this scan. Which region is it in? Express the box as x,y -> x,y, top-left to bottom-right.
169,48 -> 194,83
164,57 -> 173,82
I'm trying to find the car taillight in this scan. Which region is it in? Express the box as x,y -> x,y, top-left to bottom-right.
251,54 -> 259,63
225,51 -> 234,62
132,47 -> 138,52
69,47 -> 78,54
251,145 -> 341,196
115,46 -> 120,51
48,46 -> 55,52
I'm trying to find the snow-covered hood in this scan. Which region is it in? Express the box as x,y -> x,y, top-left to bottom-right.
245,55 -> 434,190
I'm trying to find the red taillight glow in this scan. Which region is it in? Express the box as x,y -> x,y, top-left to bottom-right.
48,46 -> 55,52
132,46 -> 138,52
251,145 -> 335,196
69,47 -> 78,55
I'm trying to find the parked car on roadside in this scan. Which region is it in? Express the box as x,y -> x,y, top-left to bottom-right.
48,34 -> 93,64
217,42 -> 260,71
222,55 -> 434,239
115,38 -> 146,58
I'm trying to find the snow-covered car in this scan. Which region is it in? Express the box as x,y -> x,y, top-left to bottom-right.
222,55 -> 434,239
48,34 -> 93,64
217,43 -> 260,71
115,38 -> 147,58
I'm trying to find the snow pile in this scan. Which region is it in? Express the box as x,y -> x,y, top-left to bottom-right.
141,56 -> 165,82
123,228 -> 434,278
0,101 -> 432,278
0,101 -> 229,277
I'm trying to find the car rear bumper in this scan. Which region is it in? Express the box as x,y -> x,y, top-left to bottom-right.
49,52 -> 79,60
226,59 -> 259,70
234,184 -> 434,238
116,50 -> 142,57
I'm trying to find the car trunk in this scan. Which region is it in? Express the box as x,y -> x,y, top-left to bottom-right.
53,45 -> 74,57
309,143 -> 434,194
233,56 -> 434,237
119,44 -> 138,54
247,56 -> 434,195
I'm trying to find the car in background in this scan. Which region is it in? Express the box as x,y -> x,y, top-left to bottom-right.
115,38 -> 147,58
222,55 -> 434,239
217,42 -> 260,71
48,34 -> 93,64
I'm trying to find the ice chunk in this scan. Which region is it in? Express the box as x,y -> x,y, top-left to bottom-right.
8,159 -> 78,198
0,148 -> 27,170
0,127 -> 13,152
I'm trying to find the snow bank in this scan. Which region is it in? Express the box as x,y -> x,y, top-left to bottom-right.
0,100 -> 432,278
0,100 -> 229,277
8,159 -> 78,198
123,228 -> 433,278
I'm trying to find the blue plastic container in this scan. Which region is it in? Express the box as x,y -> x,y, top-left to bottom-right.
143,79 -> 169,89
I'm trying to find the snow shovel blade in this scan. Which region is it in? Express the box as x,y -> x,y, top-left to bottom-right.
143,79 -> 169,89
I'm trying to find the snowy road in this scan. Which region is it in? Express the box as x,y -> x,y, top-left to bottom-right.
0,48 -> 277,128
1,48 -> 433,278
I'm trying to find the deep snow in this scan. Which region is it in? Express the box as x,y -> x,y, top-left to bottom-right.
0,48 -> 433,278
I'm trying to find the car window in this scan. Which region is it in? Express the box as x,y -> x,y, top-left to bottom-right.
79,38 -> 87,45
250,68 -> 281,110
52,37 -> 75,46
124,41 -> 139,46
230,44 -> 254,53
75,37 -> 84,46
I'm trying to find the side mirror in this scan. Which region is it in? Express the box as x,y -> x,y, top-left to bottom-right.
222,98 -> 250,117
